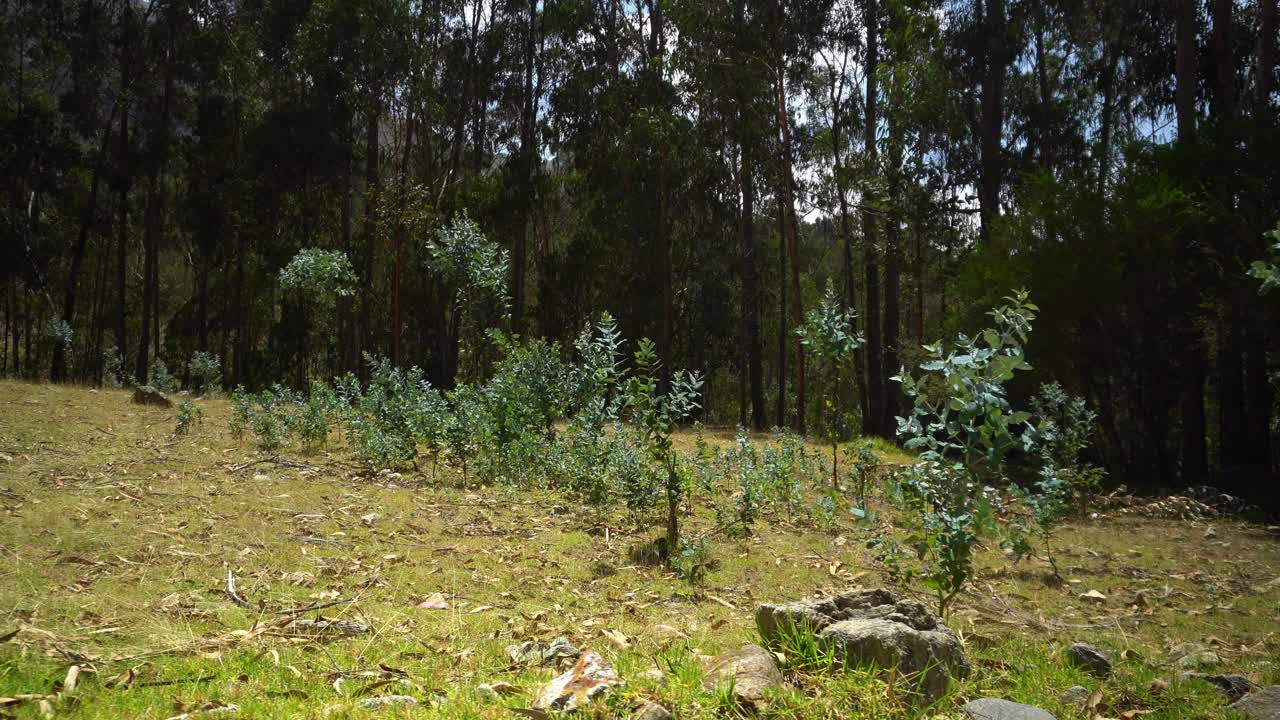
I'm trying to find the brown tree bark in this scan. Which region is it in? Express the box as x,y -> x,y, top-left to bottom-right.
862,0 -> 883,436
136,22 -> 177,385
977,0 -> 1006,245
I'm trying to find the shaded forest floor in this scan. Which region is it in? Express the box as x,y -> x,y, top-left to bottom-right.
1,381 -> 1278,719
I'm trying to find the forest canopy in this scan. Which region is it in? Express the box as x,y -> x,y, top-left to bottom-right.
2,0 -> 1278,504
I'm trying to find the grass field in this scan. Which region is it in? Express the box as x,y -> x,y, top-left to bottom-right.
1,381 -> 1278,719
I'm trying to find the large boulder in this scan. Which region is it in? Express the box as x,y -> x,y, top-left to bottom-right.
702,644 -> 783,709
132,385 -> 173,408
961,698 -> 1058,720
755,588 -> 968,701
1231,686 -> 1280,720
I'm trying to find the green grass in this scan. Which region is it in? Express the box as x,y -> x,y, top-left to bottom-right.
1,381 -> 1276,718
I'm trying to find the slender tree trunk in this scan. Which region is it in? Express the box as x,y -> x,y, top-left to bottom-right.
777,64 -> 805,435
1175,0 -> 1197,140
114,13 -> 132,374
391,107 -> 414,367
340,116 -> 355,374
862,0 -> 883,436
513,0 -> 538,335
53,103 -> 117,381
977,0 -> 1006,244
777,193 -> 787,427
831,71 -> 869,427
1034,21 -> 1052,170
1260,0 -> 1277,106
882,112 -> 903,432
1097,46 -> 1120,193
739,136 -> 765,430
361,100 -> 380,379
137,33 -> 176,384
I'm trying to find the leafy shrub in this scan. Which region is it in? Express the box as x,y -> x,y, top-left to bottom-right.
278,248 -> 357,313
619,338 -> 703,553
294,381 -> 337,448
103,346 -> 128,388
797,283 -> 864,487
337,355 -> 447,469
1248,224 -> 1280,294
187,351 -> 222,395
1030,381 -> 1105,512
881,291 -> 1042,616
149,359 -> 177,393
246,385 -> 298,451
175,400 -> 204,435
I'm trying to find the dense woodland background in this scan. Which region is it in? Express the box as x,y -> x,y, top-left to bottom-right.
3,0 -> 1278,501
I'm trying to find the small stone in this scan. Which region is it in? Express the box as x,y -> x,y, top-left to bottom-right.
507,636 -> 581,666
702,644 -> 783,709
634,702 -> 674,720
253,474 -> 270,482
356,695 -> 419,709
1079,589 -> 1107,602
1177,650 -> 1222,669
961,698 -> 1058,720
1204,525 -> 1218,539
532,652 -> 621,712
477,682 -> 520,699
1066,643 -> 1112,679
1231,686 -> 1280,719
1058,686 -> 1090,705
1182,672 -> 1252,701
361,513 -> 380,526
640,667 -> 667,685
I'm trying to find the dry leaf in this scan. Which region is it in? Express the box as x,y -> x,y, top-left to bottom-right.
416,593 -> 449,610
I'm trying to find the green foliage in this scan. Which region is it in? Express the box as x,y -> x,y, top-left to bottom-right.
278,248 -> 357,313
175,400 -> 204,436
103,346 -> 128,388
1030,382 -> 1105,512
337,355 -> 448,469
798,283 -> 865,488
1008,465 -> 1069,576
619,337 -> 704,551
882,291 -> 1043,617
149,359 -> 177,393
893,291 -> 1041,482
187,351 -> 222,395
45,318 -> 73,349
429,213 -> 510,309
1248,225 -> 1280,294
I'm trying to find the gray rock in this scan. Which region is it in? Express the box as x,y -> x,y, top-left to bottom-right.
507,636 -> 581,667
702,644 -> 783,708
1058,685 -> 1090,705
635,702 -> 674,720
1231,686 -> 1280,719
755,588 -> 968,701
1065,643 -> 1112,678
132,385 -> 172,408
1180,672 -> 1253,701
962,698 -> 1058,720
1177,650 -> 1222,669
356,695 -> 419,709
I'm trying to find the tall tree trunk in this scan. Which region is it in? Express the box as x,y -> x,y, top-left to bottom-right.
862,0 -> 883,436
1260,0 -> 1277,106
977,0 -> 1006,244
360,101 -> 380,380
114,13 -> 132,374
1097,45 -> 1120,193
1175,0 -> 1197,140
739,135 -> 765,430
777,61 -> 805,435
1175,0 -> 1206,484
512,0 -> 538,335
53,103 -> 117,381
882,108 -> 903,433
391,107 -> 414,367
777,192 -> 786,427
831,69 -> 869,427
136,29 -> 177,384
1034,19 -> 1052,170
